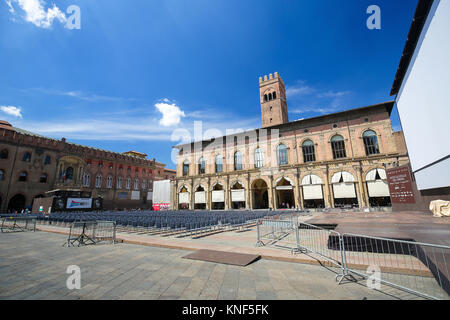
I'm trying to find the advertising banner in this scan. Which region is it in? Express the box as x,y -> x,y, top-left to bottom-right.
66,198 -> 92,209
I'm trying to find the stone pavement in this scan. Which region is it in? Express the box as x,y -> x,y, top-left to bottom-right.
0,231 -> 417,300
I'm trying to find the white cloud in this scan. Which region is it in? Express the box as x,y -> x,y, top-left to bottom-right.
6,0 -> 67,28
155,100 -> 186,127
5,0 -> 14,13
316,90 -> 349,98
0,105 -> 22,118
285,83 -> 314,98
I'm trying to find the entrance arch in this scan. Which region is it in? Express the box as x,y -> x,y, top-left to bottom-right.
231,181 -> 245,209
275,178 -> 294,209
8,194 -> 26,213
252,179 -> 268,209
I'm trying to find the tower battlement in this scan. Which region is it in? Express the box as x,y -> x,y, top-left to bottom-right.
259,72 -> 289,128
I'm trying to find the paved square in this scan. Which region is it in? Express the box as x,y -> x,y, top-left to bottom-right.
0,231 -> 421,300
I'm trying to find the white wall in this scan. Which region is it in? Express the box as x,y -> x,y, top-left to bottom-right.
396,0 -> 450,190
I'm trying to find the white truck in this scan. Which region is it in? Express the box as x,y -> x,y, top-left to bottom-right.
152,180 -> 173,211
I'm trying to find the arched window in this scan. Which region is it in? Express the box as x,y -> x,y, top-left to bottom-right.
117,176 -> 123,189
363,130 -> 380,155
277,144 -> 288,165
254,148 -> 264,168
234,151 -> 243,171
19,172 -> 27,182
134,178 -> 139,190
215,154 -> 223,173
44,155 -> 51,165
22,152 -> 31,162
272,91 -> 276,99
142,180 -> 147,190
126,178 -> 131,189
268,92 -> 272,101
331,135 -> 346,159
264,94 -> 268,102
198,157 -> 206,174
302,140 -> 316,163
83,173 -> 90,187
183,160 -> 189,177
0,149 -> 8,159
106,176 -> 113,188
0,169 -> 4,180
95,175 -> 102,188
40,173 -> 48,183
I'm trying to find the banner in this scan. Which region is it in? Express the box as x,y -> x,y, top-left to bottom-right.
153,203 -> 170,211
231,189 -> 245,202
131,191 -> 140,200
67,198 -> 92,209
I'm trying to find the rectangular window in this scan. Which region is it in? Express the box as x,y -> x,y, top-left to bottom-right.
302,145 -> 316,163
331,141 -> 346,159
364,136 -> 380,155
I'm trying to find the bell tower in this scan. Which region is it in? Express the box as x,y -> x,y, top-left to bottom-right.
259,72 -> 289,128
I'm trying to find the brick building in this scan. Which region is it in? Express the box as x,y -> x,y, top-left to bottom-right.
0,120 -> 175,212
173,73 -> 409,210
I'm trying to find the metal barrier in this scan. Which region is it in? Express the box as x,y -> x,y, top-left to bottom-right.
341,233 -> 450,300
65,221 -> 116,247
256,219 -> 298,253
1,216 -> 37,233
296,222 -> 346,281
256,219 -> 450,300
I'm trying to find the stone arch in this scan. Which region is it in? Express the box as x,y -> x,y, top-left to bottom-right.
8,194 -> 26,213
177,184 -> 190,193
274,176 -> 294,186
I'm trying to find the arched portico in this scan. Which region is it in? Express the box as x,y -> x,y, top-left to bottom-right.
275,177 -> 294,209
252,179 -> 269,209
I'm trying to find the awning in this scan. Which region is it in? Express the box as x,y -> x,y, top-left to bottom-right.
366,168 -> 387,181
333,183 -> 356,199
179,192 -> 189,204
231,189 -> 245,202
212,190 -> 224,202
303,185 -> 323,200
302,174 -> 322,185
194,191 -> 206,204
331,171 -> 355,183
367,180 -> 390,197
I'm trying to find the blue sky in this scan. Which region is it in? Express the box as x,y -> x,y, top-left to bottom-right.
0,0 -> 417,169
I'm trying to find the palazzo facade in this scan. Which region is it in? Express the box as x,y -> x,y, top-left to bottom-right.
173,73 -> 409,210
